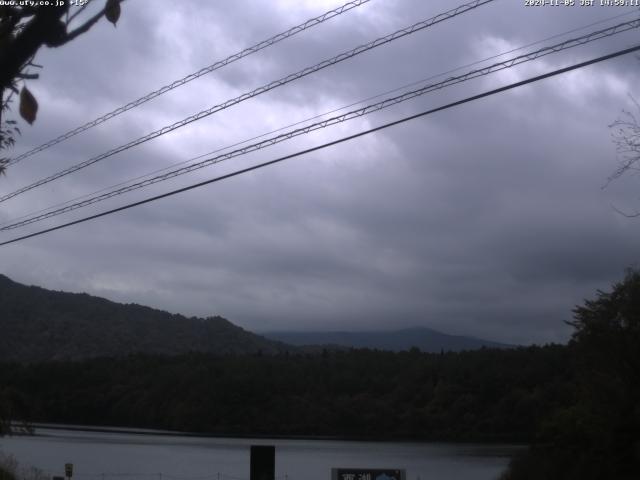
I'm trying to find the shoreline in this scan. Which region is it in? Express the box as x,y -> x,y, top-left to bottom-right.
21,422 -> 527,446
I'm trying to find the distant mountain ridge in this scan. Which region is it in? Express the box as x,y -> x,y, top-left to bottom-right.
0,274 -> 510,363
262,327 -> 512,352
0,274 -> 285,362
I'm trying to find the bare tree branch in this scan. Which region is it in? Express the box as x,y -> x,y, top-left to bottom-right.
66,2 -> 92,26
64,0 -> 125,44
611,203 -> 640,218
63,6 -> 109,44
1,0 -> 124,178
608,95 -> 640,184
15,72 -> 39,80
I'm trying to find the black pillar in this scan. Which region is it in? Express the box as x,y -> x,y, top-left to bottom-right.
250,445 -> 275,480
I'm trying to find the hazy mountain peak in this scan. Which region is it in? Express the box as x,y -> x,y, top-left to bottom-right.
262,327 -> 512,353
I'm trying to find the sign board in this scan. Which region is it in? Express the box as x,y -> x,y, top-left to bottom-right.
332,468 -> 406,480
65,463 -> 73,478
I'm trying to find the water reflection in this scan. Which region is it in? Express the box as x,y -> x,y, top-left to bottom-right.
0,427 -> 521,480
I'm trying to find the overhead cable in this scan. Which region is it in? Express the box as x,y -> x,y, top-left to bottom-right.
5,7 -> 635,229
3,17 -> 639,231
2,43 -> 639,247
5,0 -> 371,167
0,0 -> 495,204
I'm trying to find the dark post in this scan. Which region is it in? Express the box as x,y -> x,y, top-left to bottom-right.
64,464 -> 73,480
250,445 -> 275,480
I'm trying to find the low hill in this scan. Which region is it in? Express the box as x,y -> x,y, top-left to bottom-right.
262,327 -> 512,352
0,274 -> 285,362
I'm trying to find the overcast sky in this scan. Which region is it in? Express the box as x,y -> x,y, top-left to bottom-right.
1,0 -> 639,344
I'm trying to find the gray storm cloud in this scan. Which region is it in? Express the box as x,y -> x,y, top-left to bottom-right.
1,0 -> 639,344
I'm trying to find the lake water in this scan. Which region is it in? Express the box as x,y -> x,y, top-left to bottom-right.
0,427 -> 520,480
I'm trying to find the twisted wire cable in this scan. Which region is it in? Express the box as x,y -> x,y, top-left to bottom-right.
5,0 -> 371,167
0,0 -> 495,204
3,16 -> 638,232
3,8 -> 635,229
2,43 -> 639,247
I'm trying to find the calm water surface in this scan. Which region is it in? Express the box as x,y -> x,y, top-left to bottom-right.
0,427 -> 520,480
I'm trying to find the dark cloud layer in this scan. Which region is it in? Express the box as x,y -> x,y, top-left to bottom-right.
1,0 -> 639,344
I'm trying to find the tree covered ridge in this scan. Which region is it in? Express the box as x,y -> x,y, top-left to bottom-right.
0,274 -> 286,362
0,345 -> 574,442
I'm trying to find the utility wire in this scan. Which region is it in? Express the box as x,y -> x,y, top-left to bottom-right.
3,17 -> 638,232
5,0 -> 372,167
0,0 -> 495,204
1,43 -> 638,248
4,8 -> 635,229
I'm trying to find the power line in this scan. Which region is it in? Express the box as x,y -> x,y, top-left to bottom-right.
5,0 -> 372,167
0,0 -> 495,204
3,17 -> 638,231
2,43 -> 638,248
4,8 -> 634,229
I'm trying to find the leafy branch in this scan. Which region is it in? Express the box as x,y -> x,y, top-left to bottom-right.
0,0 -> 124,175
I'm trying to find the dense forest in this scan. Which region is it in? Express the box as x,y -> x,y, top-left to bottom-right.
0,345 -> 573,442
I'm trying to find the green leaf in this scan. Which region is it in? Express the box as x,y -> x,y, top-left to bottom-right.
19,86 -> 37,125
105,0 -> 121,26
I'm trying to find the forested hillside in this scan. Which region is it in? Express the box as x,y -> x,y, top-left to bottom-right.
0,275 -> 285,362
0,274 -> 512,362
0,345 -> 573,442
